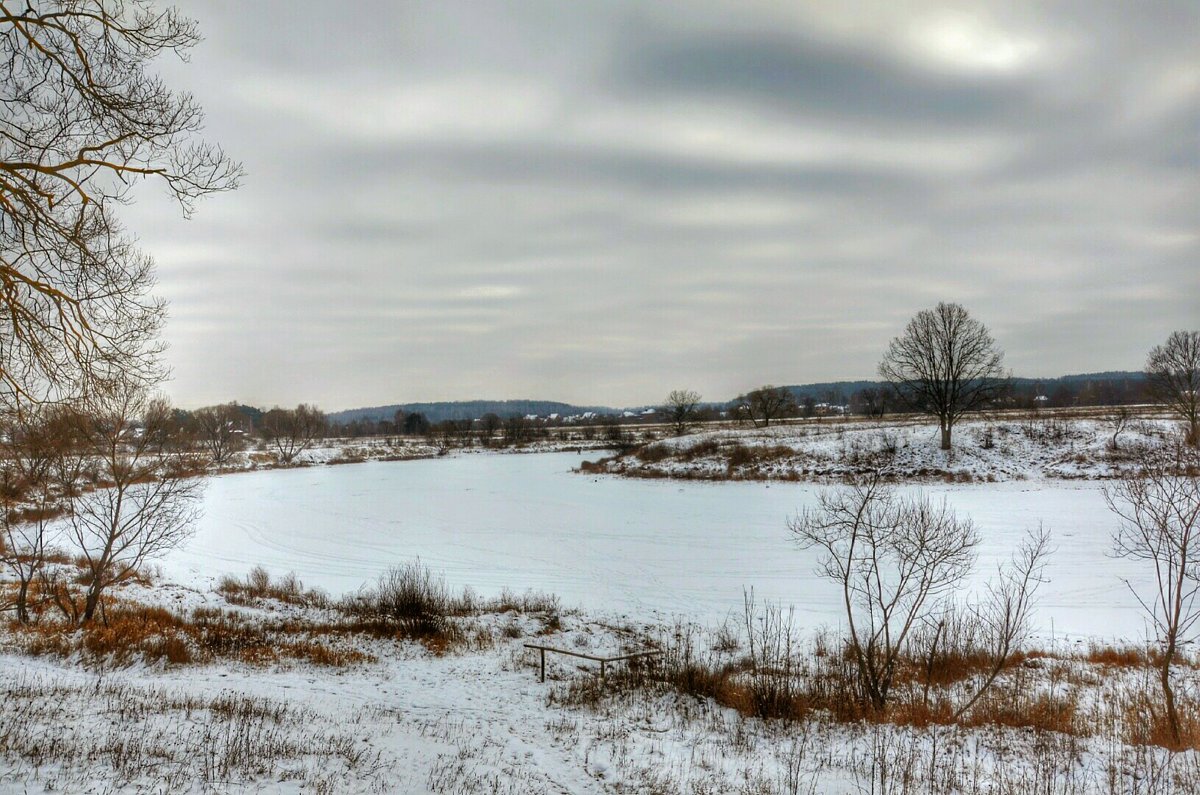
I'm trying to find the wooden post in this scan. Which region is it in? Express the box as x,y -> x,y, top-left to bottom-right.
539,647 -> 546,682
600,659 -> 606,681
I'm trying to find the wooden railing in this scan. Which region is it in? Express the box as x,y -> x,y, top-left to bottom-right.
523,643 -> 662,682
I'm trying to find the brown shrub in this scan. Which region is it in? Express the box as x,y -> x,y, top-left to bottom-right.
634,443 -> 672,463
1086,643 -> 1149,668
217,566 -> 329,608
725,444 -> 755,469
282,639 -> 373,667
962,690 -> 1077,735
680,439 -> 721,460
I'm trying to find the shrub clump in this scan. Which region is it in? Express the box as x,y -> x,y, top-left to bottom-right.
217,566 -> 330,608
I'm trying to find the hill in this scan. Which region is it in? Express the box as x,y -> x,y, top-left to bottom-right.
328,400 -> 617,425
330,372 -> 1148,424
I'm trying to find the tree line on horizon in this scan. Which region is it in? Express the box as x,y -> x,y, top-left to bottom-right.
669,306 -> 1198,451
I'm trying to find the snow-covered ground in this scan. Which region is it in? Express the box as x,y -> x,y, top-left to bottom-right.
3,444 -> 1197,793
166,451 -> 1152,641
1,591 -> 1196,794
595,414 -> 1183,483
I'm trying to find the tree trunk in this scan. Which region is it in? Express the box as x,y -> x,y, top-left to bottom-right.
82,585 -> 101,624
1162,639 -> 1181,747
940,423 -> 952,450
15,580 -> 29,624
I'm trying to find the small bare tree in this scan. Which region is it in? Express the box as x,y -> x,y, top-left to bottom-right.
0,408 -> 63,623
192,403 -> 248,465
790,477 -> 979,711
663,389 -> 701,436
261,404 -> 326,464
1106,445 -> 1200,746
1146,330 -> 1200,447
477,413 -> 502,447
59,384 -> 204,624
951,525 -> 1052,719
879,302 -> 1008,450
503,415 -> 533,447
735,385 -> 797,428
1108,406 -> 1132,452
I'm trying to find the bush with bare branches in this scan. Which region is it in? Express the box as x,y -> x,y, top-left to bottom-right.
1106,444 -> 1200,747
54,382 -> 204,624
789,476 -> 1049,714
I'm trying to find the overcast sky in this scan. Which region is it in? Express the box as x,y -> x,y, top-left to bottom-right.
126,1 -> 1199,410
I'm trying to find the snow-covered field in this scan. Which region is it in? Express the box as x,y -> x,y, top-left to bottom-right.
3,445 -> 1197,793
165,451 -> 1150,640
596,414 -> 1182,483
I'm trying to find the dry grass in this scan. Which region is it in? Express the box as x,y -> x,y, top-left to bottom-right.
216,565 -> 330,608
6,598 -> 375,669
5,560 -> 567,670
551,612 -> 1200,755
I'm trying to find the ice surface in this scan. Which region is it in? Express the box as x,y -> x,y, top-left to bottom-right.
162,452 -> 1150,640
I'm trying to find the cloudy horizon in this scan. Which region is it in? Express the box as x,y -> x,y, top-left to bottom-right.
125,1 -> 1198,411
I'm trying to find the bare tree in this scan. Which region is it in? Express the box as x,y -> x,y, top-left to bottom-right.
0,2 -> 240,406
261,404 -> 326,464
789,477 -> 979,711
0,408 -> 61,622
477,413 -> 502,447
1146,330 -> 1200,447
951,525 -> 1052,720
1108,405 -> 1132,452
503,415 -> 532,447
663,389 -> 701,436
878,302 -> 1007,450
1106,445 -> 1200,746
192,403 -> 248,465
59,383 -> 204,624
734,385 -> 797,428
850,387 -> 888,419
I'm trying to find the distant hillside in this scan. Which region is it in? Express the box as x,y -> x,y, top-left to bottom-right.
331,372 -> 1148,425
777,381 -> 884,402
329,400 -> 617,425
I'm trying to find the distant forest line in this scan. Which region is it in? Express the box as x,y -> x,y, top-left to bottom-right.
320,371 -> 1148,428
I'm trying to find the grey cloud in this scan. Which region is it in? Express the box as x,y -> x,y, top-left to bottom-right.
614,30 -> 1031,128
114,1 -> 1199,409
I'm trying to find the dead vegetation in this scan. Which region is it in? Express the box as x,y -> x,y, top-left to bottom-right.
550,605 -> 1200,757
4,558 -> 564,670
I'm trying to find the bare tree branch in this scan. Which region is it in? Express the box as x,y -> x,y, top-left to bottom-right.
0,1 -> 241,406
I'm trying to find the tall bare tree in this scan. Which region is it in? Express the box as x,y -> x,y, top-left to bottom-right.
261,404 -> 326,464
734,385 -> 797,428
59,382 -> 203,624
879,302 -> 1007,450
1106,445 -> 1200,746
663,389 -> 701,436
0,1 -> 240,406
1146,330 -> 1200,447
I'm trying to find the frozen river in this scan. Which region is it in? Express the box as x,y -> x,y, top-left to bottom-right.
163,451 -> 1150,640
